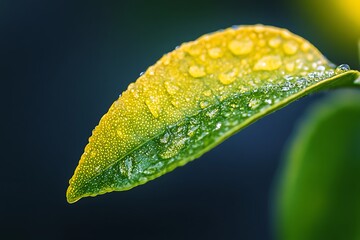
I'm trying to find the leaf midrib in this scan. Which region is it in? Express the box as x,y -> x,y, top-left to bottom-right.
74,70 -> 360,198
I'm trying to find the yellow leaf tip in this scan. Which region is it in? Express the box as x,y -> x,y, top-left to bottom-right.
66,185 -> 80,204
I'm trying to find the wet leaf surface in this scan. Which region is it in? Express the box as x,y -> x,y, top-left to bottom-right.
67,25 -> 360,203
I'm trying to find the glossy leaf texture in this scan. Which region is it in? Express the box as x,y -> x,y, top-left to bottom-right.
275,90 -> 360,240
66,25 -> 360,203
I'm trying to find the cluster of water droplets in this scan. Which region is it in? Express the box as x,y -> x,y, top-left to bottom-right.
98,63 -> 353,191
103,25 -> 354,187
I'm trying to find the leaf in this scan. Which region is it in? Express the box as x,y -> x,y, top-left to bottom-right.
66,25 -> 360,203
275,90 -> 360,240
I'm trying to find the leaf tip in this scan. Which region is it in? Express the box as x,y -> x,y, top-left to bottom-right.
66,182 -> 82,204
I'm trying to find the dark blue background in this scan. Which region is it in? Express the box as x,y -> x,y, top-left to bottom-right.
3,0 -> 358,239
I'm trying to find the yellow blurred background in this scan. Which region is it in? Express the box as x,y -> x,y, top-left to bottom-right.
299,0 -> 360,66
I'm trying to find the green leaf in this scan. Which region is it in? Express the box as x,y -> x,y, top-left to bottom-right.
66,24 -> 360,203
275,91 -> 360,240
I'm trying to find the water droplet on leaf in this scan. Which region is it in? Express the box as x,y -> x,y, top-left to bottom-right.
268,37 -> 282,48
218,68 -> 238,85
206,109 -> 218,118
254,56 -> 282,71
186,44 -> 202,56
283,40 -> 299,55
164,81 -> 179,95
228,39 -> 253,55
208,47 -> 223,59
248,98 -> 260,109
264,99 -> 272,105
148,66 -> 155,76
316,65 -> 326,71
160,137 -> 188,159
301,42 -> 311,52
202,90 -> 212,96
189,65 -> 206,78
171,99 -> 180,108
127,83 -> 140,98
160,132 -> 170,144
187,125 -> 199,137
124,157 -> 133,176
285,62 -> 295,72
335,64 -> 350,74
200,101 -> 209,109
145,97 -> 160,118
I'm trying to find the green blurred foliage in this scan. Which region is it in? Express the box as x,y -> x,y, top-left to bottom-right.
276,90 -> 360,240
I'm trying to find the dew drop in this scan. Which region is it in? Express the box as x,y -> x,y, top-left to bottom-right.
335,64 -> 350,74
296,78 -> 307,88
187,125 -> 199,137
163,55 -> 171,65
160,132 -> 170,144
324,69 -> 335,78
239,86 -> 249,93
281,82 -> 294,91
306,54 -> 314,62
189,65 -> 206,78
148,66 -> 155,76
254,56 -> 282,71
268,37 -> 282,48
316,65 -> 326,71
164,81 -> 179,95
282,86 -> 289,91
186,44 -> 202,56
199,54 -> 207,62
208,47 -> 223,59
301,42 -> 311,52
281,30 -> 292,39
202,90 -> 212,96
119,163 -> 127,176
264,99 -> 272,104
285,62 -> 295,72
248,98 -> 260,109
145,97 -> 160,118
283,40 -> 299,55
139,72 -> 144,76
171,99 -> 180,108
218,68 -> 238,85
124,157 -> 133,176
160,137 -> 188,159
200,101 -> 209,109
228,39 -> 253,55
215,122 -> 222,130
206,109 -> 218,119
127,83 -> 135,90
127,83 -> 138,98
